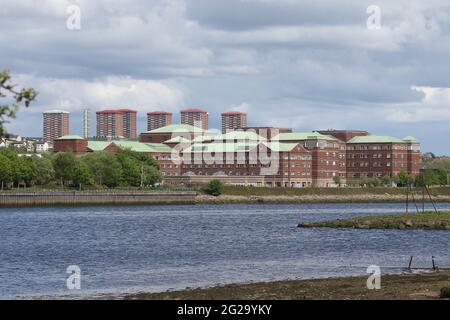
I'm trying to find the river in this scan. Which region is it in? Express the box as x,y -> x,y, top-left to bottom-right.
0,202 -> 449,299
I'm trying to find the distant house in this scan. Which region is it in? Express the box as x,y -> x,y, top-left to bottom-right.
35,141 -> 49,153
3,133 -> 22,142
10,141 -> 27,149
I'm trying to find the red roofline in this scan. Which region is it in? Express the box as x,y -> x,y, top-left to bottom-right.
222,111 -> 247,116
147,111 -> 173,115
96,109 -> 137,114
181,108 -> 208,113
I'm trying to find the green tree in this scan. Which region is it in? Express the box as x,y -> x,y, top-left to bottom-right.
33,155 -> 55,185
116,150 -> 141,186
382,175 -> 392,187
82,152 -> 122,188
395,172 -> 413,187
72,160 -> 94,190
0,70 -> 38,135
332,175 -> 341,186
205,179 -> 224,196
142,164 -> 162,187
53,152 -> 77,186
0,154 -> 12,189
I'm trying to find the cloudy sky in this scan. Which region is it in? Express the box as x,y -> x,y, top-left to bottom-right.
2,0 -> 450,154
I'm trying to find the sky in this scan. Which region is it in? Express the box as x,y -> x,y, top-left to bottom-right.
1,0 -> 450,154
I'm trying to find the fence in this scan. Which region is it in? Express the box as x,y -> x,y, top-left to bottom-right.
0,191 -> 197,207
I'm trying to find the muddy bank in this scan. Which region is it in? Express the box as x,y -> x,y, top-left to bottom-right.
298,212 -> 450,230
196,193 -> 450,204
123,271 -> 450,300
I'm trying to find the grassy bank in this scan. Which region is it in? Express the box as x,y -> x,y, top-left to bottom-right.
123,271 -> 450,300
298,212 -> 450,230
221,186 -> 450,196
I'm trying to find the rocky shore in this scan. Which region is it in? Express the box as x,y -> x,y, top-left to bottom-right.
122,271 -> 450,300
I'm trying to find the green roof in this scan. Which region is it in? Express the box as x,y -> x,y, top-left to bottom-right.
147,124 -> 204,134
403,135 -> 419,142
348,135 -> 404,144
183,142 -> 259,153
262,142 -> 299,152
164,136 -> 191,143
220,131 -> 266,141
274,132 -> 339,141
192,134 -> 219,143
111,141 -> 154,153
145,143 -> 173,153
87,141 -> 110,151
56,135 -> 84,140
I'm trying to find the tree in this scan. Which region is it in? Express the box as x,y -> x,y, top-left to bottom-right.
142,164 -> 162,187
0,70 -> 38,135
33,155 -> 55,185
0,154 -> 12,190
205,179 -> 224,196
395,172 -> 413,187
82,152 -> 122,188
382,175 -> 392,187
72,160 -> 94,190
116,150 -> 141,186
53,152 -> 77,186
332,175 -> 341,187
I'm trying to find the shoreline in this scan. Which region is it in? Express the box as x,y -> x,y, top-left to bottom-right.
1,190 -> 449,207
120,270 -> 450,300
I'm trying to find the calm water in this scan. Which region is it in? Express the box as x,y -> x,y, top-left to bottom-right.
0,202 -> 449,299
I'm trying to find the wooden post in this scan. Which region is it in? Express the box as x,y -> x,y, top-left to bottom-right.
432,256 -> 436,270
422,186 -> 425,213
406,184 -> 409,214
424,186 -> 438,213
408,256 -> 413,270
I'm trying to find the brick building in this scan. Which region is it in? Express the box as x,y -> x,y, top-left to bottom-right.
53,126 -> 421,188
221,111 -> 248,133
180,108 -> 208,130
96,109 -> 137,138
147,111 -> 173,131
43,110 -> 70,143
53,135 -> 88,155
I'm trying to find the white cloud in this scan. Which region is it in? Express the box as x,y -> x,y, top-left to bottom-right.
16,74 -> 184,114
385,86 -> 450,123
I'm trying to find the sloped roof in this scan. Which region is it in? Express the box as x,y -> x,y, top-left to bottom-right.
183,142 -> 259,153
262,142 -> 299,152
348,135 -> 405,144
145,143 -> 173,153
56,135 -> 84,140
146,124 -> 204,134
403,135 -> 419,142
111,141 -> 154,153
87,141 -> 111,151
164,136 -> 191,143
220,131 -> 266,141
274,132 -> 339,141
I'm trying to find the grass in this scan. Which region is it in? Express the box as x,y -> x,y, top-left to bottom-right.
220,186 -> 450,197
298,211 -> 450,230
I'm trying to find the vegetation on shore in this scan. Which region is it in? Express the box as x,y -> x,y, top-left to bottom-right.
220,185 -> 450,196
0,148 -> 162,190
123,271 -> 450,300
298,212 -> 450,230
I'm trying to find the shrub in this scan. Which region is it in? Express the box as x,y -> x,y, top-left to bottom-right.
440,286 -> 450,299
205,179 -> 224,196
